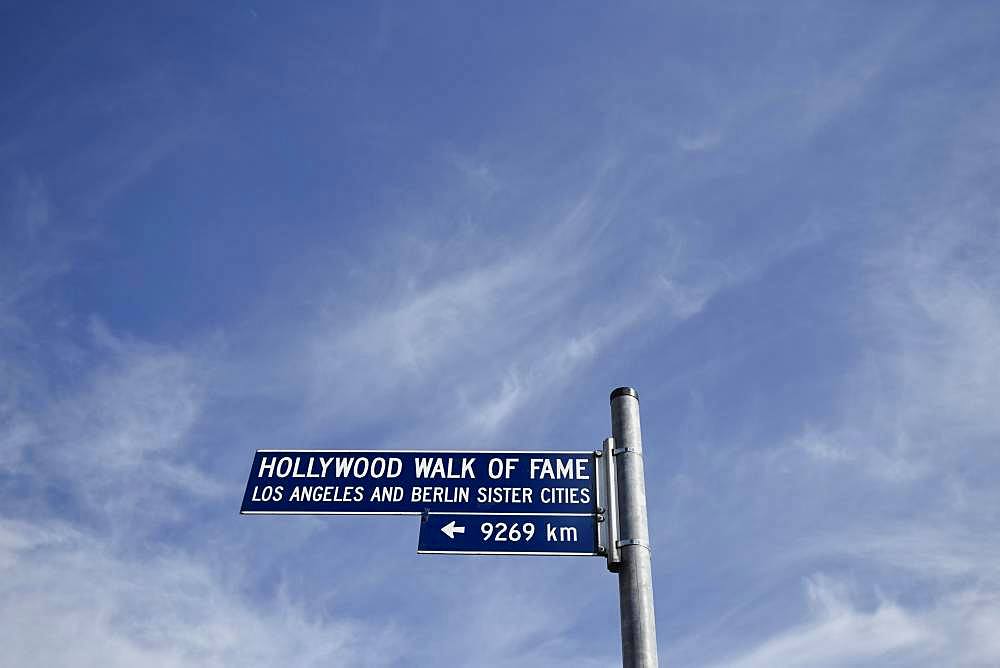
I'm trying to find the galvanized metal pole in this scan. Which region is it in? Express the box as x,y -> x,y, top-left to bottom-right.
610,387 -> 658,667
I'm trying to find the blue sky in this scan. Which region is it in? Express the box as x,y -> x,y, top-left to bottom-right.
3,2 -> 999,665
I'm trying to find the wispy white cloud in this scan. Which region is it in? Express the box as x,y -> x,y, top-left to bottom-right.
277,187 -> 644,438
0,518 -> 402,667
0,176 -> 70,332
703,575 -> 934,668
802,523 -> 1000,586
660,39 -> 1000,666
676,131 -> 723,153
0,231 -> 400,665
2,318 -> 220,530
703,573 -> 1000,668
261,149 -> 830,447
788,141 -> 1000,486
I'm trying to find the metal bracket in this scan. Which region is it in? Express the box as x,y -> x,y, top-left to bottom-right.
613,447 -> 642,456
602,437 -> 621,572
616,539 -> 651,552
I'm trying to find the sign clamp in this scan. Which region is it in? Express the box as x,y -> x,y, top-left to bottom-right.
602,437 -> 622,572
616,539 -> 651,552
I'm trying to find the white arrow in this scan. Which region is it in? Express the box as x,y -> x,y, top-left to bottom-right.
441,520 -> 466,539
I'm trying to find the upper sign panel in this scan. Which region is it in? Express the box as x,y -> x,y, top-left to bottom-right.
240,450 -> 597,515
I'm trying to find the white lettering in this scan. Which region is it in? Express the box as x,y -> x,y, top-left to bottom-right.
415,457 -> 433,478
354,457 -> 370,478
415,457 -> 474,479
546,524 -> 578,542
275,457 -> 293,477
387,457 -> 403,478
257,457 -> 277,477
475,486 -> 532,504
540,487 -> 590,504
334,457 -> 355,477
319,457 -> 334,477
251,484 -> 283,501
530,458 -> 589,480
370,486 -> 404,502
409,486 -> 470,504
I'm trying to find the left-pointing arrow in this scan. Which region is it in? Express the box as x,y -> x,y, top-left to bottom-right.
441,520 -> 466,539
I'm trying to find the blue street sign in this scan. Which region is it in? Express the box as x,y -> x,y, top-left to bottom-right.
240,450 -> 597,515
418,514 -> 599,556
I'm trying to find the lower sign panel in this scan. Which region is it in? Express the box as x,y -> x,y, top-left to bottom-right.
418,514 -> 599,556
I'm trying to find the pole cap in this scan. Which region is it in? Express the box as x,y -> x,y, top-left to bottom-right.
610,386 -> 639,403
